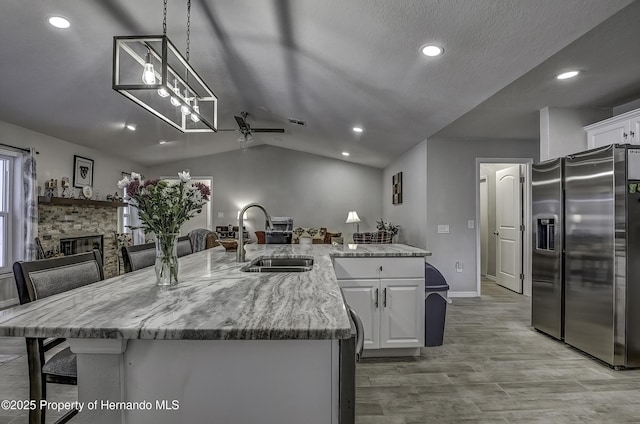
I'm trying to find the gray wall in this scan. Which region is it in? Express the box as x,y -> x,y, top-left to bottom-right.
539,107 -> 611,161
146,145 -> 383,242
382,141 -> 427,248
0,120 -> 146,198
426,138 -> 539,294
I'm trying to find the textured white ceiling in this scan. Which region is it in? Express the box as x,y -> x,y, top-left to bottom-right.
0,0 -> 635,168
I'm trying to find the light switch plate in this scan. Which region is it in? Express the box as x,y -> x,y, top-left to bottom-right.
468,220 -> 474,229
217,212 -> 224,218
437,225 -> 450,234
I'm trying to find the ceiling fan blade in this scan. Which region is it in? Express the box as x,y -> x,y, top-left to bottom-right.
234,115 -> 248,130
252,128 -> 285,133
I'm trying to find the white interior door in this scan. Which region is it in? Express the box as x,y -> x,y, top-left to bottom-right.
495,165 -> 522,293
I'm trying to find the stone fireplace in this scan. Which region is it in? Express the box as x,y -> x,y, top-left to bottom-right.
38,197 -> 125,278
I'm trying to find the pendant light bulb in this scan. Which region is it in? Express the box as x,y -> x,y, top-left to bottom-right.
170,79 -> 181,107
190,98 -> 200,122
181,89 -> 191,115
141,50 -> 156,85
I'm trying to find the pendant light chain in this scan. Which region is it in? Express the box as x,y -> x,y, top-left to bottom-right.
162,0 -> 167,35
186,0 -> 191,62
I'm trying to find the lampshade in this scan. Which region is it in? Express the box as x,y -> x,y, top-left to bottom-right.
345,211 -> 361,224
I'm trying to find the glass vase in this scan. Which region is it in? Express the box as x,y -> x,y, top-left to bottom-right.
154,233 -> 179,286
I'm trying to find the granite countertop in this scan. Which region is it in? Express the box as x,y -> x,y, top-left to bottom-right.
0,244 -> 430,341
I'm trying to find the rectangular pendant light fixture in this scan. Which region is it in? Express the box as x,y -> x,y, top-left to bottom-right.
112,35 -> 218,132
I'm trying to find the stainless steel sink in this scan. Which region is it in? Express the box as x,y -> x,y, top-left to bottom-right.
241,256 -> 314,273
252,257 -> 314,267
241,266 -> 313,273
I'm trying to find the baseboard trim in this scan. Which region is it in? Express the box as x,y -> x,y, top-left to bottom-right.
486,274 -> 497,282
449,291 -> 479,298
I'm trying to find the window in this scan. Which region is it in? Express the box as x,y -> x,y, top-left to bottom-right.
0,152 -> 17,273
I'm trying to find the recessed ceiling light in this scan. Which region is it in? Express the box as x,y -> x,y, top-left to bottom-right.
352,127 -> 363,133
125,124 -> 136,131
420,44 -> 444,57
48,16 -> 70,29
556,70 -> 580,80
342,152 -> 350,157
159,140 -> 167,145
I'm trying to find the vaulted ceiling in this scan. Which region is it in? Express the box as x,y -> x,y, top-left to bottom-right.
0,0 -> 638,168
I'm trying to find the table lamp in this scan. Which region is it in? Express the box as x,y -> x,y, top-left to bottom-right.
345,210 -> 361,232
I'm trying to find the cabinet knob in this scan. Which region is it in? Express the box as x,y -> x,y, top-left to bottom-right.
624,132 -> 629,139
631,131 -> 636,138
379,265 -> 383,272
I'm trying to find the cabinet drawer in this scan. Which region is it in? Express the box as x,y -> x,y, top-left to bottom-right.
333,257 -> 424,279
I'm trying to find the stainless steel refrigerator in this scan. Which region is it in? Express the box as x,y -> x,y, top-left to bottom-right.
532,145 -> 640,367
531,157 -> 564,341
563,144 -> 640,367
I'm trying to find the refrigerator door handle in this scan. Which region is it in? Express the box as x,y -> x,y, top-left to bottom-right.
348,306 -> 364,362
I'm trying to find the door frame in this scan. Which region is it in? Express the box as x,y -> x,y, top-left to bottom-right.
475,158 -> 533,297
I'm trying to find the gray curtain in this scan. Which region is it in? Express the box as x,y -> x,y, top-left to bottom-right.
23,148 -> 38,260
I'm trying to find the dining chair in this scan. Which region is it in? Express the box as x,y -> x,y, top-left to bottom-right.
122,242 -> 156,272
187,228 -> 212,252
13,250 -> 104,424
177,235 -> 193,257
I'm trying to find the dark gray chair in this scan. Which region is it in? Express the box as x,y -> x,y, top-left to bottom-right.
13,250 -> 104,424
122,242 -> 156,272
177,235 -> 193,257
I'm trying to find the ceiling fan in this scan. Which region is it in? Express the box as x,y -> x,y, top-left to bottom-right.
221,111 -> 285,149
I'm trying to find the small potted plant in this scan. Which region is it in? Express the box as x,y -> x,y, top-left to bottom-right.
376,219 -> 399,242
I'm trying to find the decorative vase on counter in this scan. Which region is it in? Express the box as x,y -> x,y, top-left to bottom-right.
154,233 -> 179,286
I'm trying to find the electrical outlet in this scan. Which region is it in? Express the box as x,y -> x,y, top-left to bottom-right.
217,212 -> 224,218
468,220 -> 474,229
437,225 -> 450,234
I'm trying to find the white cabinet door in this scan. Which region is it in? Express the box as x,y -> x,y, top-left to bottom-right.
588,120 -> 630,149
379,279 -> 424,348
339,279 -> 380,349
630,115 -> 640,145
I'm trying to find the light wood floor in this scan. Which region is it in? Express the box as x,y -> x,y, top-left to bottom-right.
355,281 -> 640,423
1,281 -> 639,423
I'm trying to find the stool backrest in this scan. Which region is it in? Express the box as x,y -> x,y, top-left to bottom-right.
13,250 -> 104,304
122,242 -> 156,272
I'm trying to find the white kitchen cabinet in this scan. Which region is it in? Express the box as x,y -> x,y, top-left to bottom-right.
334,257 -> 425,357
585,108 -> 640,149
379,279 -> 424,348
339,279 -> 379,349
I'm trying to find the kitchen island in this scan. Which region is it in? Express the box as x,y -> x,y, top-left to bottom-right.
0,243 -> 430,423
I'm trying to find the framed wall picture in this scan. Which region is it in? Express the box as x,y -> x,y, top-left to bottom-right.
392,172 -> 403,204
73,155 -> 94,188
